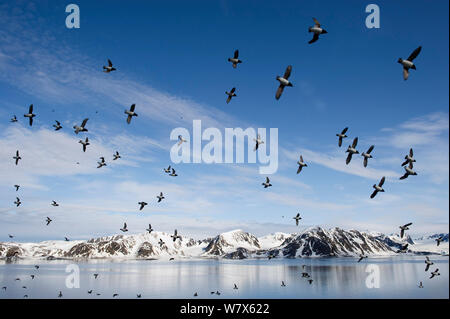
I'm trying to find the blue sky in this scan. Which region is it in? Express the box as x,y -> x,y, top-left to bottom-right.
0,0 -> 448,241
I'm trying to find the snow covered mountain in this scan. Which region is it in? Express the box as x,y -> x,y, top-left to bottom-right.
1,228 -> 447,260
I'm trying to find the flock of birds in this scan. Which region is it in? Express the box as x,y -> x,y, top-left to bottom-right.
2,16 -> 445,298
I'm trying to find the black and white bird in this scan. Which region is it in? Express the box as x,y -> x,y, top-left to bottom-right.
398,46 -> 421,80
336,127 -> 348,147
10,115 -> 18,123
146,224 -> 153,233
103,59 -> 116,73
13,150 -> 21,165
14,184 -> 20,191
296,155 -> 307,174
425,257 -> 434,272
435,236 -> 444,246
51,200 -> 59,207
73,118 -> 89,134
399,222 -> 412,238
124,104 -> 138,124
401,148 -> 416,166
308,18 -> 327,44
293,213 -> 302,226
399,162 -> 417,180
430,269 -> 440,279
171,229 -> 182,242
79,137 -> 89,152
64,237 -> 70,242
113,151 -> 121,160
120,223 -> 128,232
262,177 -> 272,188
23,104 -> 35,126
361,145 -> 375,167
228,49 -> 242,68
97,157 -> 106,168
157,192 -> 165,203
370,176 -> 385,199
397,244 -> 408,253
169,168 -> 178,177
358,253 -> 368,263
138,201 -> 148,211
253,134 -> 264,151
14,197 -> 21,207
164,165 -> 171,173
275,65 -> 293,100
345,137 -> 359,165
177,135 -> 187,146
226,87 -> 237,104
53,120 -> 62,131
158,239 -> 165,247
46,217 -> 52,226
418,281 -> 424,288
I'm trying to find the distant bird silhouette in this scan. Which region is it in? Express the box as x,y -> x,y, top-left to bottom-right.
401,148 -> 416,166
370,176 -> 385,199
14,197 -> 21,207
97,157 -> 106,168
125,104 -> 138,124
301,272 -> 310,278
262,177 -> 272,188
158,239 -> 165,248
171,229 -> 182,242
73,118 -> 88,134
138,201 -> 148,211
53,120 -> 62,131
308,279 -> 313,285
435,236 -> 444,246
418,281 -> 424,288
30,275 -> 35,279
275,65 -> 293,100
361,145 -> 375,167
281,281 -> 286,287
103,59 -> 116,73
228,49 -> 242,68
10,115 -> 18,123
430,269 -> 440,279
146,224 -> 153,233
398,46 -> 421,80
253,134 -> 264,151
399,162 -> 417,180
157,192 -> 165,203
8,234 -> 14,239
336,127 -> 348,147
65,237 -> 70,242
164,165 -> 171,173
177,135 -> 187,146
425,257 -> 433,272
14,184 -> 20,191
399,223 -> 412,238
13,150 -> 21,165
120,223 -> 128,232
233,284 -> 238,290
293,213 -> 302,226
113,151 -> 121,160
308,18 -> 327,44
194,292 -> 198,297
358,254 -> 367,262
23,104 -> 35,126
34,265 -> 39,270
226,87 -> 237,104
51,200 -> 59,207
58,291 -> 63,298
137,294 -> 141,298
345,137 -> 359,164
169,168 -> 178,177
113,293 -> 119,298
79,137 -> 90,152
169,257 -> 175,261
296,155 -> 307,174
46,217 -> 52,226
2,287 -> 6,290
93,274 -> 99,279
88,290 -> 93,294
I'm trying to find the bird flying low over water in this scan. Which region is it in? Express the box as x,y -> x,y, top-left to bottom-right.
125,104 -> 138,124
53,120 -> 62,131
401,148 -> 416,166
73,118 -> 89,134
253,134 -> 264,151
138,201 -> 148,211
171,229 -> 182,242
308,18 -> 327,44
293,213 -> 302,226
13,150 -> 21,165
425,257 -> 433,272
228,49 -> 242,68
23,104 -> 35,126
275,65 -> 293,100
361,145 -> 375,167
297,155 -> 307,174
262,177 -> 272,188
157,192 -> 165,203
79,137 -> 89,152
226,87 -> 237,104
46,217 -> 52,226
113,151 -> 121,160
14,197 -> 21,207
430,269 -> 440,279
435,236 -> 444,246
358,253 -> 367,263
146,224 -> 153,233
398,46 -> 421,80
10,115 -> 18,123
370,176 -> 385,199
345,137 -> 359,164
103,59 -> 116,73
336,127 -> 348,147
120,223 -> 128,232
399,223 -> 412,238
399,162 -> 417,180
97,157 -> 106,168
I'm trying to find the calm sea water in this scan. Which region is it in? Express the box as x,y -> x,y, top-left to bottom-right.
0,256 -> 448,299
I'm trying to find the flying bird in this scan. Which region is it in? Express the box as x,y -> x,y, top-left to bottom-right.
138,201 -> 148,211
398,46 -> 422,80
430,269 -> 440,279
361,145 -> 375,167
88,290 -> 93,294
177,135 -> 187,146
418,282 -> 424,288
262,177 -> 272,188
14,197 -> 21,207
14,185 -> 20,191
345,137 -> 359,164
34,265 -> 39,270
13,150 -> 21,165
46,217 -> 52,226
228,49 -> 242,68
113,151 -> 121,160
103,59 -> 116,73
225,87 -> 237,104
281,281 -> 286,287
120,223 -> 128,232
370,176 -> 385,199
399,222 -> 412,238
253,134 -> 264,151
164,165 -> 171,173
97,157 -> 106,168
157,192 -> 165,203
51,200 -> 59,207
308,18 -> 327,44
233,284 -> 238,290
146,224 -> 153,233
169,168 -> 178,177
8,234 -> 14,239
53,120 -> 62,131
435,236 -> 444,246
93,274 -> 99,279
399,162 -> 417,180
308,279 -> 314,285
79,137 -> 90,152
171,229 -> 182,242
10,115 -> 18,123
30,275 -> 35,280
296,155 -> 307,174
65,237 -> 70,242
124,104 -> 138,124
73,118 -> 89,134
293,213 -> 302,226
136,294 -> 141,298
275,65 -> 293,100
358,254 -> 367,263
336,127 -> 348,147
158,239 -> 165,248
401,148 -> 416,166
425,257 -> 433,272
113,294 -> 119,298
23,104 -> 36,126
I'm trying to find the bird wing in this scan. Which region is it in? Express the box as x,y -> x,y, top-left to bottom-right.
29,117 -> 33,126
404,222 -> 412,227
297,166 -> 302,174
275,85 -> 284,100
370,190 -> 378,199
313,17 -> 321,27
352,137 -> 358,148
226,96 -> 231,104
308,34 -> 319,44
400,229 -> 405,238
108,59 -> 113,67
127,115 -> 132,124
409,148 -> 413,157
338,136 -> 343,147
407,46 -> 421,62
130,104 -> 136,112
124,223 -> 127,228
425,264 -> 430,272
346,153 -> 352,165
81,118 -> 88,127
363,157 -> 368,167
379,176 -> 385,187
341,127 -> 348,134
283,65 -> 292,79
230,87 -> 236,94
234,50 -> 239,59
367,145 -> 374,154
300,155 -> 304,163
265,177 -> 270,183
408,161 -> 413,169
29,104 -> 33,113
403,68 -> 409,80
